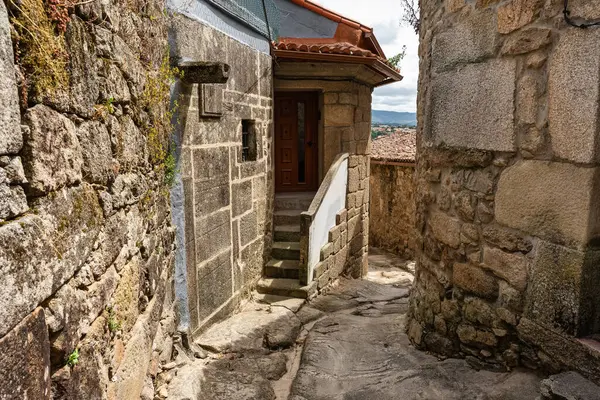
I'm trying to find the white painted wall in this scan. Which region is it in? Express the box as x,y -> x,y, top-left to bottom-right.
306,156 -> 348,282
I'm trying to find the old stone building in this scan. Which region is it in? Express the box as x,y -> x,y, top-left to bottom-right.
168,0 -> 276,337
0,0 -> 403,395
168,0 -> 402,338
408,0 -> 600,384
4,0 -> 600,396
369,129 -> 416,258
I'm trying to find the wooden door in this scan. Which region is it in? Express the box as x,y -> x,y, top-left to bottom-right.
274,92 -> 319,192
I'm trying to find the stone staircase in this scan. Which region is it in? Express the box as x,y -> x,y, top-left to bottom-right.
257,192 -> 318,299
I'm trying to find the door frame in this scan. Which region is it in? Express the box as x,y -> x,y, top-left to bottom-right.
274,91 -> 320,193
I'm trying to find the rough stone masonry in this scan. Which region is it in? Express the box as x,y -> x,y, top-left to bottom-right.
0,0 -> 177,397
409,0 -> 600,384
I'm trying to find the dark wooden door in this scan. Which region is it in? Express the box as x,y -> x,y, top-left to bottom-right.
274,92 -> 319,192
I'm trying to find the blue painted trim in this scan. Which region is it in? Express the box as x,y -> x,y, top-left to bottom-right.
169,80 -> 190,332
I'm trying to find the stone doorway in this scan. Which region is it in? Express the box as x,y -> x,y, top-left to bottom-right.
274,91 -> 320,193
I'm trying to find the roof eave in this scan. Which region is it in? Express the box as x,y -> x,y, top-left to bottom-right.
273,49 -> 403,83
364,32 -> 386,59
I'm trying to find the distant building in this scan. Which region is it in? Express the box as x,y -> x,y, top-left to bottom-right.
369,129 -> 416,258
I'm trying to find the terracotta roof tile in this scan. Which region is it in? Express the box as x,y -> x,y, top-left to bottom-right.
371,129 -> 416,162
274,41 -> 376,58
272,41 -> 401,76
273,2 -> 402,82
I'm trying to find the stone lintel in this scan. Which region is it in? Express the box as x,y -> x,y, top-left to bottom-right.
274,62 -> 383,87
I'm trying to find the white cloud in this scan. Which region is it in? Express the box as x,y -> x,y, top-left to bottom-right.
311,0 -> 419,112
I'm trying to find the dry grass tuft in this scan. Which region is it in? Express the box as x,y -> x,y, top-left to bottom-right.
141,51 -> 181,165
10,0 -> 70,100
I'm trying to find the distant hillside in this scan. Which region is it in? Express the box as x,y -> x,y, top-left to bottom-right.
372,110 -> 417,126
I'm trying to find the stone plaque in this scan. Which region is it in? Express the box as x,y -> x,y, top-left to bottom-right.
200,84 -> 223,118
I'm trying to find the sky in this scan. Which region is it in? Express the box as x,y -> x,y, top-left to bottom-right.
312,0 -> 419,113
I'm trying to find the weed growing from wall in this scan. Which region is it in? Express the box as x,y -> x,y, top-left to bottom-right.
9,0 -> 71,103
107,307 -> 122,333
66,348 -> 79,367
164,144 -> 177,187
140,50 -> 182,186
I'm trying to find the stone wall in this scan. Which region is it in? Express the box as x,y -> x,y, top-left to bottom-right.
369,162 -> 416,258
313,209 -> 350,289
0,0 -> 177,397
274,77 -> 373,279
408,0 -> 600,381
321,83 -> 372,279
170,14 -> 274,336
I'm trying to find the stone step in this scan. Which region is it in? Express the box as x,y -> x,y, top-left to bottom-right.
273,210 -> 303,226
271,241 -> 300,260
274,192 -> 315,212
264,259 -> 300,279
540,371 -> 600,400
274,224 -> 301,242
257,278 -> 317,299
253,293 -> 306,312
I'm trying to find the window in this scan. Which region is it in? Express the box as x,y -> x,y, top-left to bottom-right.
241,120 -> 257,162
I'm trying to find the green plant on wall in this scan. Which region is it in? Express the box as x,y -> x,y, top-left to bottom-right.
9,0 -> 71,101
140,50 -> 182,186
107,307 -> 121,333
387,45 -> 407,69
164,144 -> 178,187
105,97 -> 116,114
66,348 -> 79,367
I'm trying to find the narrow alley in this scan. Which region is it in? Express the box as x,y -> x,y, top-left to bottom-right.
164,249 -> 544,400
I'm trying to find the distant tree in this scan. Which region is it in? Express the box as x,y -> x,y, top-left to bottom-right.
371,129 -> 385,140
400,0 -> 420,34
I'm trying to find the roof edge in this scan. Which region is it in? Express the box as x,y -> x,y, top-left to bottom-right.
272,48 -> 403,82
289,0 -> 373,33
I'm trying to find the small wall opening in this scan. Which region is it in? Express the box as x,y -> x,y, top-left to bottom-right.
241,119 -> 257,162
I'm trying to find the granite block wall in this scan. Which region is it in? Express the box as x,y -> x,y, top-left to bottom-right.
369,162 -> 416,258
409,0 -> 600,382
170,14 -> 274,336
313,209 -> 350,290
0,0 -> 177,397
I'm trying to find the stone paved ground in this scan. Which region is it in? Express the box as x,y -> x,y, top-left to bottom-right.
165,248 -> 544,400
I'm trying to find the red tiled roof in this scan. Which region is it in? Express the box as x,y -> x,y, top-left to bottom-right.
371,129 -> 416,163
272,40 -> 402,81
287,0 -> 387,60
273,1 -> 402,84
273,42 -> 377,58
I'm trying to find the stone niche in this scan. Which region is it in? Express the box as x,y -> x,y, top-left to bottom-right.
409,0 -> 600,383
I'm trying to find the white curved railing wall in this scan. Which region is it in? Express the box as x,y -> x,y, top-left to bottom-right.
302,153 -> 348,283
